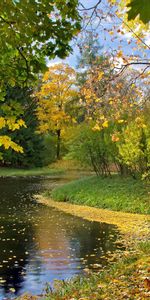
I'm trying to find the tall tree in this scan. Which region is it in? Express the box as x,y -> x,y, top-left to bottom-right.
0,0 -> 80,154
36,64 -> 77,159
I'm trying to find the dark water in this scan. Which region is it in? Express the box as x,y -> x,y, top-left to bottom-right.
0,177 -> 123,299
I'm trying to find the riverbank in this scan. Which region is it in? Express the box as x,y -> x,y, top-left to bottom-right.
33,174 -> 150,300
36,196 -> 150,243
19,244 -> 150,299
50,175 -> 150,214
19,174 -> 150,299
32,196 -> 150,300
0,166 -> 65,177
0,162 -> 92,178
45,247 -> 150,300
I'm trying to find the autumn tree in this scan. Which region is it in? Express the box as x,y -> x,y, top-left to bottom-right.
36,63 -> 77,159
66,45 -> 147,176
0,0 -> 80,156
78,0 -> 150,81
64,1 -> 150,177
1,86 -> 44,168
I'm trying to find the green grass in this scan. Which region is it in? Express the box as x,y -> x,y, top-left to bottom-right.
42,241 -> 150,300
50,175 -> 150,214
0,166 -> 65,177
18,242 -> 150,299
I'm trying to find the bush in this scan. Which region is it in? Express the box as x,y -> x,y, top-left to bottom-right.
65,124 -> 119,176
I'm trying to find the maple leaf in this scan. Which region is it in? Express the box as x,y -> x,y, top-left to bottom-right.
127,0 -> 150,24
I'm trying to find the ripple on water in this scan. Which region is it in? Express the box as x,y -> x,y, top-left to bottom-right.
0,177 -> 124,298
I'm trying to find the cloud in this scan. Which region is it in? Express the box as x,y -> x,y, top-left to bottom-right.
144,34 -> 150,46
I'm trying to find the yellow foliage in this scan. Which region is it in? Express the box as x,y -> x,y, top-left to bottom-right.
118,119 -> 124,124
117,50 -> 123,58
102,120 -> 109,128
98,71 -> 104,80
0,117 -> 6,129
0,135 -> 23,153
0,116 -> 26,153
36,63 -> 77,135
92,123 -> 101,131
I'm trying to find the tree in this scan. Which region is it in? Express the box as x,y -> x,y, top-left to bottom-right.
0,0 -> 80,155
67,46 -> 147,176
0,0 -> 80,88
1,86 -> 44,167
127,0 -> 150,24
65,123 -> 118,176
78,0 -> 150,74
76,31 -> 104,90
0,89 -> 26,158
36,63 -> 77,159
117,100 -> 150,179
77,31 -> 103,68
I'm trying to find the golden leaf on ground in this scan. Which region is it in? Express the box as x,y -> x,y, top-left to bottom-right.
144,278 -> 150,290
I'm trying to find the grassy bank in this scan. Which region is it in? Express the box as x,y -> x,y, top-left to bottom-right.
20,175 -> 150,300
50,175 -> 150,214
46,242 -> 150,300
0,159 -> 91,177
19,241 -> 150,300
0,166 -> 64,177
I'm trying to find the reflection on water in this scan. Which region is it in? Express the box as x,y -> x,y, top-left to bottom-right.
0,177 -> 123,298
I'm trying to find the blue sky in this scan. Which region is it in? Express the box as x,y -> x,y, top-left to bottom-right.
47,0 -> 150,69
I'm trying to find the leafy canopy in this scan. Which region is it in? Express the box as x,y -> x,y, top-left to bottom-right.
127,0 -> 150,24
0,0 -> 80,87
36,63 -> 77,158
0,0 -> 80,153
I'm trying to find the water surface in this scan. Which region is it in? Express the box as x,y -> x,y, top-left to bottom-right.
0,177 -> 123,298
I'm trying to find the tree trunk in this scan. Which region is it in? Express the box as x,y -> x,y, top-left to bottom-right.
56,129 -> 61,160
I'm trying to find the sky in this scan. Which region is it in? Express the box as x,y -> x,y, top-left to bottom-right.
47,0 -> 150,69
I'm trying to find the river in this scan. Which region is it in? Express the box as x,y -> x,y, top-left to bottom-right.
0,177 -> 124,298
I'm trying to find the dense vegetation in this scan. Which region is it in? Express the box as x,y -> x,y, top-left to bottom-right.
0,1 -> 149,178
50,175 -> 150,214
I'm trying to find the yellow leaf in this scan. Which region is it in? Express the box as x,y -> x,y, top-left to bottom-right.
93,124 -> 101,131
98,71 -> 104,80
118,119 -> 124,124
117,50 -> 123,58
102,120 -> 108,128
0,117 -> 6,129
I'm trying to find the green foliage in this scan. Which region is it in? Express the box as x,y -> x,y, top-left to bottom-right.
65,124 -> 119,176
0,0 -> 80,89
51,175 -> 150,214
76,32 -> 105,89
1,86 -> 44,168
42,134 -> 57,165
127,0 -> 150,24
117,114 -> 150,178
77,31 -> 103,68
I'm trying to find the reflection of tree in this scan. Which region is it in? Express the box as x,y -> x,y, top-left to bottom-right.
35,204 -> 124,270
64,218 -> 124,268
33,207 -> 71,267
0,178 -> 38,296
0,176 -> 125,298
0,219 -> 35,295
